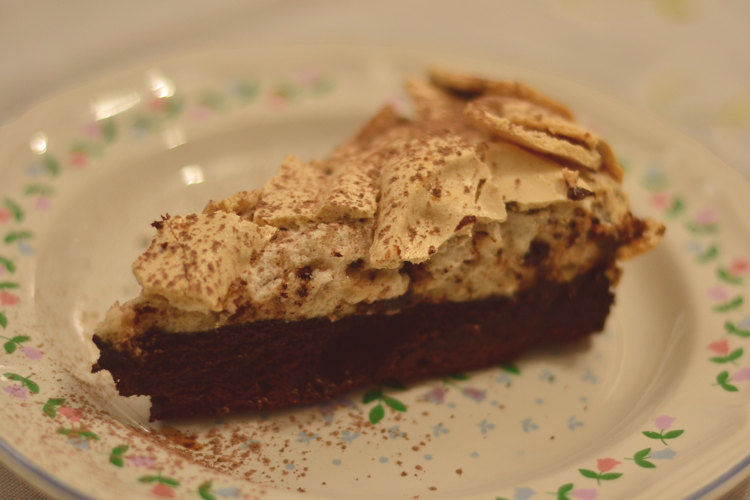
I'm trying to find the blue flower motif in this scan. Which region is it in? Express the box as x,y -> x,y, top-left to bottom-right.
739,315 -> 750,330
684,240 -> 704,255
650,448 -> 677,460
477,419 -> 495,435
581,368 -> 598,383
567,415 -> 584,430
285,463 -> 296,470
514,486 -> 536,500
68,437 -> 89,450
521,418 -> 539,433
296,431 -> 318,444
496,373 -> 513,385
18,242 -> 35,255
433,423 -> 450,437
387,426 -> 405,439
27,162 -> 46,177
539,369 -> 555,382
215,486 -> 240,498
340,430 -> 360,443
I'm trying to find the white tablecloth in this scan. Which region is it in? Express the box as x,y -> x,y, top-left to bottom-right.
1,1 -> 748,498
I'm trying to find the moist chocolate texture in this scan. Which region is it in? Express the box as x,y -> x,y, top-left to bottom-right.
92,68 -> 663,420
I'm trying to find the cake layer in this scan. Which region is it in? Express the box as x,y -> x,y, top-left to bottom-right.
93,261 -> 616,421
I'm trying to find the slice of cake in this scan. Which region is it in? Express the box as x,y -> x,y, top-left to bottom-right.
92,68 -> 663,421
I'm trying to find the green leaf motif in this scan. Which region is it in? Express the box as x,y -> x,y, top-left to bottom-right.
600,472 -> 623,480
10,335 -> 29,343
662,429 -> 684,439
4,231 -> 33,244
362,388 -> 382,404
198,480 -> 216,500
3,373 -> 22,382
164,96 -> 185,119
139,475 -> 159,483
79,430 -> 100,440
717,371 -> 739,392
3,341 -> 15,354
666,197 -> 684,217
24,183 -> 55,197
42,398 -> 66,418
101,120 -> 117,143
712,348 -> 744,363
717,268 -> 743,285
160,477 -> 179,487
235,81 -> 259,102
635,457 -> 656,468
500,363 -> 520,374
714,296 -> 744,312
557,482 -> 574,500
0,282 -> 20,289
57,428 -> 73,436
448,373 -> 469,381
0,312 -> 7,329
697,245 -> 718,263
369,404 -> 385,425
41,156 -> 61,177
579,468 -> 599,479
383,396 -> 407,412
112,444 -> 129,455
642,431 -> 662,439
0,256 -> 15,273
3,198 -> 23,222
726,321 -> 750,337
109,455 -> 124,467
200,91 -> 226,111
685,221 -> 718,234
23,379 -> 39,394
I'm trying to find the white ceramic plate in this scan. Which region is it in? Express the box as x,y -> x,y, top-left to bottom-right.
0,46 -> 748,500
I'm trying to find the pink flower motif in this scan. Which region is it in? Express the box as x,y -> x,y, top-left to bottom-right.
148,98 -> 168,112
653,415 -> 677,431
127,455 -> 157,468
2,384 -> 29,399
150,484 -> 174,498
268,94 -> 287,108
194,104 -> 213,119
0,291 -> 19,306
461,387 -> 486,402
425,387 -> 446,404
707,286 -> 728,302
70,152 -> 88,167
21,346 -> 43,360
0,209 -> 10,224
85,122 -> 102,139
572,489 -> 598,500
708,340 -> 730,355
596,458 -> 620,472
34,196 -> 52,211
386,96 -> 409,116
729,259 -> 749,275
650,192 -> 669,209
58,406 -> 82,423
733,367 -> 750,382
695,209 -> 717,225
295,67 -> 322,87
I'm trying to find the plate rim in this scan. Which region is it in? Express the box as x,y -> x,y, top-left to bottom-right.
0,42 -> 748,500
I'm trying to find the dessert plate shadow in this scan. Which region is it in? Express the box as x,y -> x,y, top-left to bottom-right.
0,45 -> 748,500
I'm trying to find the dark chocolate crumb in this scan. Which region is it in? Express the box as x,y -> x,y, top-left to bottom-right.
567,186 -> 595,200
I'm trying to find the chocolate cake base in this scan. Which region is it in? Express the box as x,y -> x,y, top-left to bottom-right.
93,262 -> 615,421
